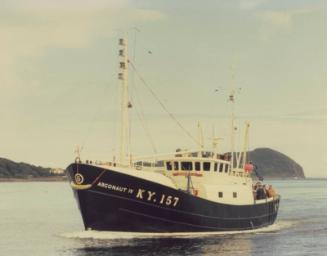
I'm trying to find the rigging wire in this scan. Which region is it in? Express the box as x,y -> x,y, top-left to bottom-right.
129,63 -> 158,154
131,95 -> 158,154
79,84 -> 111,153
128,28 -> 140,157
129,29 -> 158,154
129,60 -> 202,147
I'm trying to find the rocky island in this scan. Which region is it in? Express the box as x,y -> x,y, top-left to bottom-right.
248,148 -> 305,179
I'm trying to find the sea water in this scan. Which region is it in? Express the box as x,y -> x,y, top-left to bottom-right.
0,179 -> 326,256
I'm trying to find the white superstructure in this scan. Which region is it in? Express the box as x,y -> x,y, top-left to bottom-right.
88,147 -> 260,206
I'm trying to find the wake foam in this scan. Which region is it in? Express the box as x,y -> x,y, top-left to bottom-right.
61,220 -> 294,240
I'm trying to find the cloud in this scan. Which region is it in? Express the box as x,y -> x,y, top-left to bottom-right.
259,10 -> 292,29
2,0 -> 128,11
0,2 -> 164,92
254,8 -> 318,41
0,1 -> 165,166
239,0 -> 270,10
258,8 -> 316,30
0,3 -> 163,57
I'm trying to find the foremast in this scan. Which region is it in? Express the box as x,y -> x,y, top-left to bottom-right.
118,38 -> 130,166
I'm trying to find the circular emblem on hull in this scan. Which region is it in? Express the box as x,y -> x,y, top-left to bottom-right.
75,173 -> 84,184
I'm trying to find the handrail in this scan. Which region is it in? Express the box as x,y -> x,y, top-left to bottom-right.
132,148 -> 225,160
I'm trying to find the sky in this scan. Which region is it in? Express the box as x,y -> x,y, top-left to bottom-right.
0,0 -> 326,177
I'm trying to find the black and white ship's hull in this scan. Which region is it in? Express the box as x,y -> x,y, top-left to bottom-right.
66,163 -> 280,232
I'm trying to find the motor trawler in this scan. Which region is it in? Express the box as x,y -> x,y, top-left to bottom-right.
66,38 -> 280,232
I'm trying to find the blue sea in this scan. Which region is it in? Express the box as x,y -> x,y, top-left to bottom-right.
1,179 -> 326,256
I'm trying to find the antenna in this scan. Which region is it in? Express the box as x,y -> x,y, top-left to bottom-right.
211,137 -> 224,154
197,122 -> 204,150
229,65 -> 236,170
74,145 -> 82,161
242,122 -> 250,167
208,125 -> 222,153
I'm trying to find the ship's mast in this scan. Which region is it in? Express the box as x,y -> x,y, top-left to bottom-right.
229,69 -> 236,171
242,122 -> 250,167
118,38 -> 130,166
197,121 -> 204,151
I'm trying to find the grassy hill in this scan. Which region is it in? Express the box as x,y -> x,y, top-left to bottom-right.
0,158 -> 57,179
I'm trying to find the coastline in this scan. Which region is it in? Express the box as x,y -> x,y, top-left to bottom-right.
3,176 -> 325,183
0,176 -> 67,182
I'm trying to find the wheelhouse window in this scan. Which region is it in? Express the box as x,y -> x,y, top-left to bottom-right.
203,162 -> 211,171
174,161 -> 179,171
191,152 -> 198,157
195,162 -> 201,171
224,164 -> 229,173
166,162 -> 172,171
202,151 -> 214,158
218,192 -> 223,198
219,163 -> 224,172
155,161 -> 164,167
143,161 -> 151,167
201,151 -> 209,158
214,163 -> 218,172
181,161 -> 192,171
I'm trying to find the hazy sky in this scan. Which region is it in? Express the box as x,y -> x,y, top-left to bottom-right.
1,0 -> 326,177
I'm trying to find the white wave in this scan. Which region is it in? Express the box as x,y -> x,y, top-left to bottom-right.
61,220 -> 295,240
252,220 -> 295,233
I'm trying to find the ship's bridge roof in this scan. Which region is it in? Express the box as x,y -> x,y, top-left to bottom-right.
133,149 -> 232,172
133,149 -> 231,162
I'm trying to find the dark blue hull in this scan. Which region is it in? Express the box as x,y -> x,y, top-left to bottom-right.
66,163 -> 280,232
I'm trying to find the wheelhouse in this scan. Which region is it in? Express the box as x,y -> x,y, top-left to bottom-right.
165,159 -> 231,173
163,150 -> 231,174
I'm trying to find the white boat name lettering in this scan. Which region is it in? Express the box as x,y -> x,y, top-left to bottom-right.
136,188 -> 179,207
97,182 -> 180,207
147,191 -> 156,201
97,182 -> 130,193
136,188 -> 146,199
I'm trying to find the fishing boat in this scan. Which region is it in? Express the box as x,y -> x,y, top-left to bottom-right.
66,38 -> 280,232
